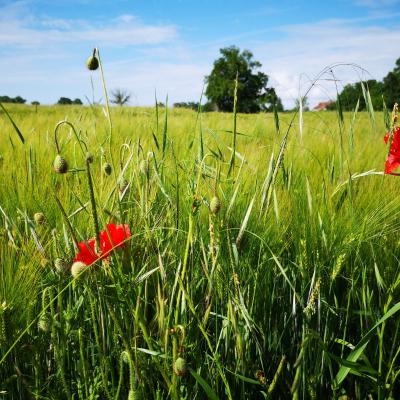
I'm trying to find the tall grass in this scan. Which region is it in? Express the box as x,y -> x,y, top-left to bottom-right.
0,92 -> 399,399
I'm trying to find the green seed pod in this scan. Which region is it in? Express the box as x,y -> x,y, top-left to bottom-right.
34,212 -> 45,225
118,177 -> 129,193
103,162 -> 112,176
209,196 -> 221,215
86,152 -> 94,164
86,55 -> 99,71
53,154 -> 68,174
54,258 -> 68,274
71,261 -> 87,278
38,313 -> 52,332
173,357 -> 187,376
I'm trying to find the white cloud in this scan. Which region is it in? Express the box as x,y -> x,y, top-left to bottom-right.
252,18 -> 400,107
0,7 -> 177,48
0,1 -> 399,109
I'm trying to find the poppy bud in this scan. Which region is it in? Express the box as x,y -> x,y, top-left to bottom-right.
173,357 -> 187,376
118,177 -> 129,193
54,258 -> 68,274
103,162 -> 112,176
34,212 -> 45,225
86,152 -> 94,164
53,155 -> 68,174
38,313 -> 51,332
86,55 -> 99,71
209,196 -> 221,215
71,261 -> 88,278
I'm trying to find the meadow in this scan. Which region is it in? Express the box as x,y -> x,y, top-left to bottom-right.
0,99 -> 399,399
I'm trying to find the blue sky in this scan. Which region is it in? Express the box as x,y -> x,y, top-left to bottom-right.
1,0 -> 400,108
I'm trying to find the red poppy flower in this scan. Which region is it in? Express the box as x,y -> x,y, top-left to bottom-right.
72,224 -> 131,266
384,127 -> 400,174
73,238 -> 98,265
100,224 -> 131,256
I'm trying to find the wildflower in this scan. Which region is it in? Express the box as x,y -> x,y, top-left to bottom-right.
73,238 -> 98,265
72,224 -> 131,266
384,126 -> 400,174
99,223 -> 131,257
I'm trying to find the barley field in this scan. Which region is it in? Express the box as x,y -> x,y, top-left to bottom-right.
0,97 -> 399,399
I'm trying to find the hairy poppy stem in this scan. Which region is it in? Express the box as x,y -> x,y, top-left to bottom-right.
86,161 -> 100,251
53,193 -> 79,250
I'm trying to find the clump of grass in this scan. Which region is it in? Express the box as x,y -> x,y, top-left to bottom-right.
0,55 -> 399,400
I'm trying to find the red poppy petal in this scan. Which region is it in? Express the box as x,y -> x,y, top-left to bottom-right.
384,134 -> 389,144
100,224 -> 131,256
73,238 -> 99,265
384,127 -> 400,174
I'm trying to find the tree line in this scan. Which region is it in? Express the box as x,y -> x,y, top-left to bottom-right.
327,59 -> 400,111
1,48 -> 399,112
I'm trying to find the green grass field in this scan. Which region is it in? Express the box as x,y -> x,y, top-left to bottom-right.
0,101 -> 399,399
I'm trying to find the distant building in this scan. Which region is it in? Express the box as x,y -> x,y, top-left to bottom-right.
313,101 -> 334,111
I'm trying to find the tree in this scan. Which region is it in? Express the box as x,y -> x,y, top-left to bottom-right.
383,58 -> 400,110
57,97 -> 73,105
57,97 -> 82,105
173,101 -> 199,110
31,101 -> 40,105
111,89 -> 131,106
330,80 -> 383,111
0,95 -> 26,104
205,46 -> 283,113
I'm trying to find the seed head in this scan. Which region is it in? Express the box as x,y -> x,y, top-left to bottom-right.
209,196 -> 222,215
71,261 -> 88,278
128,390 -> 135,400
38,313 -> 52,332
173,357 -> 187,376
86,152 -> 94,164
53,155 -> 68,174
103,162 -> 112,176
34,212 -> 45,225
54,258 -> 68,274
86,55 -> 99,71
118,177 -> 129,193
139,159 -> 149,175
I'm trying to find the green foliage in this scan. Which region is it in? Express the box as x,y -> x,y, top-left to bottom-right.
329,58 -> 400,112
330,79 -> 383,111
0,95 -> 26,104
205,46 -> 283,113
173,101 -> 199,110
57,97 -> 83,105
383,58 -> 400,110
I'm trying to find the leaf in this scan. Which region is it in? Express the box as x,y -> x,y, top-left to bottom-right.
189,368 -> 220,400
236,195 -> 255,248
0,102 -> 25,144
333,302 -> 400,388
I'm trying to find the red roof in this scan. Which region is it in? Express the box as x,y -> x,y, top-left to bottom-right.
313,101 -> 334,111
